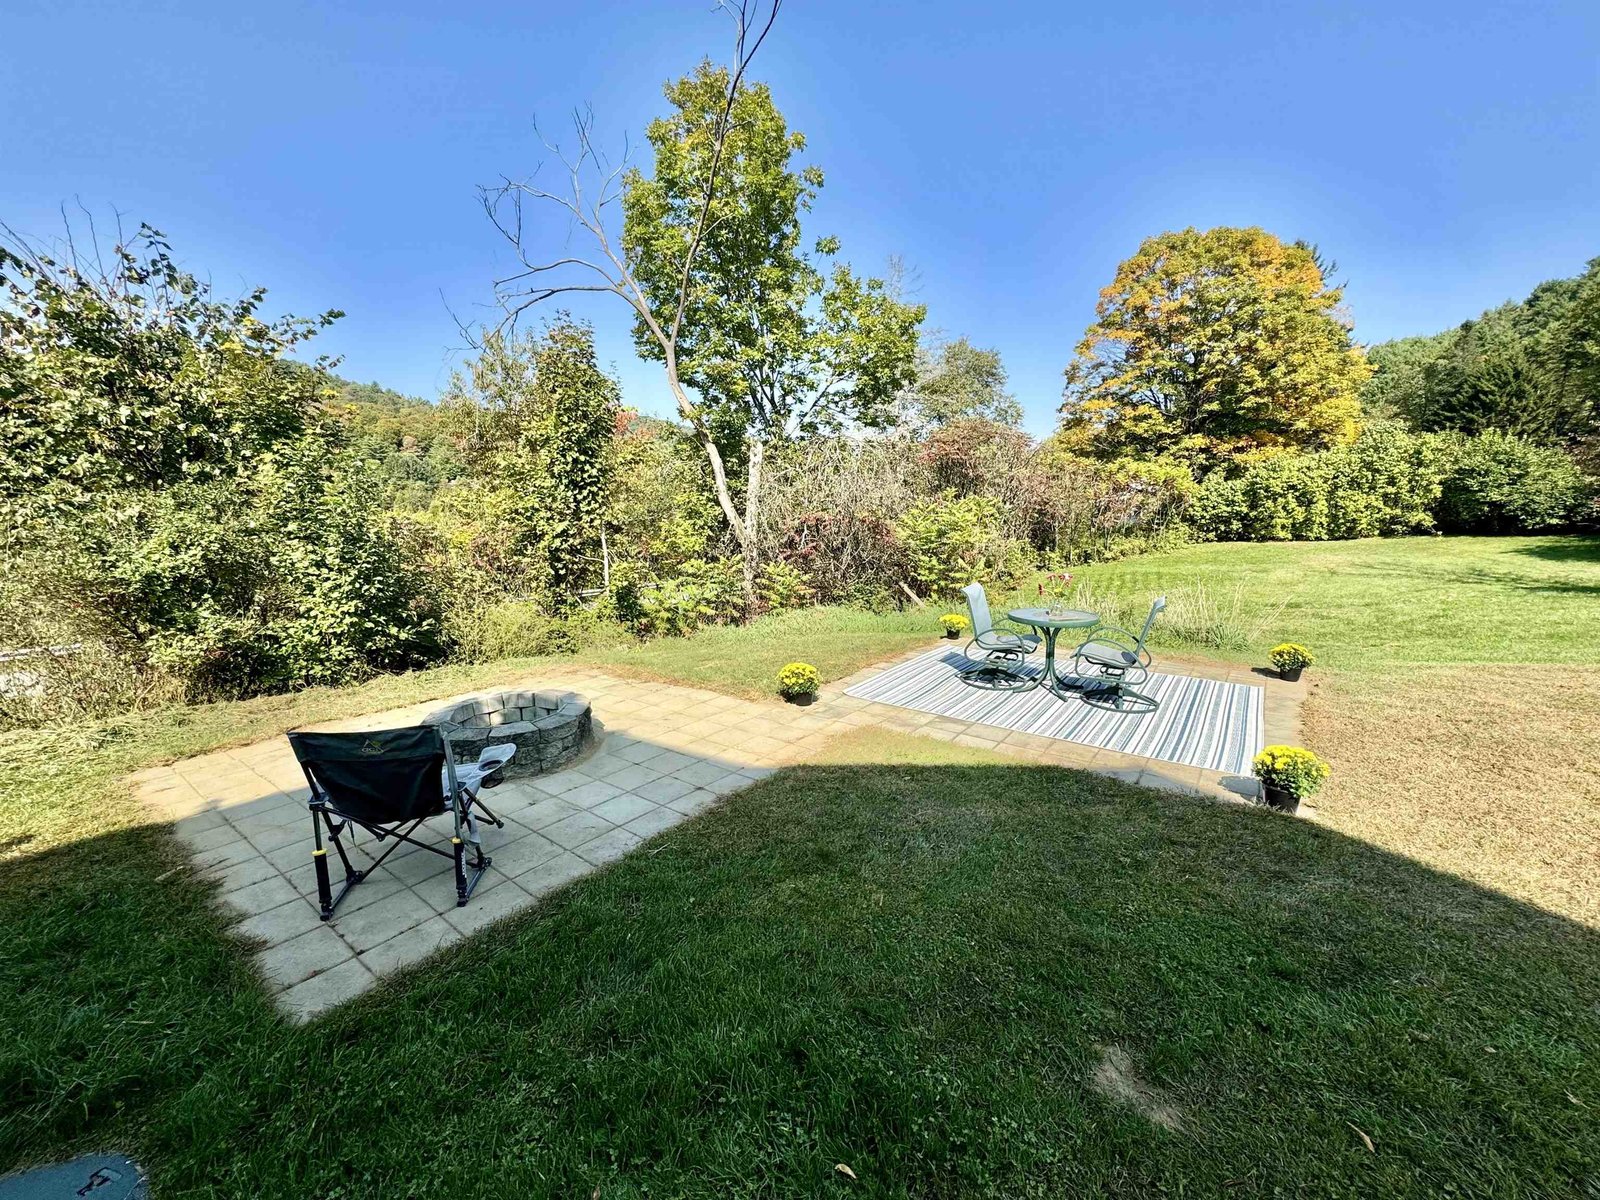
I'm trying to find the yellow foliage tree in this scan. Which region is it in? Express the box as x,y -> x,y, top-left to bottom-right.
1061,227 -> 1372,466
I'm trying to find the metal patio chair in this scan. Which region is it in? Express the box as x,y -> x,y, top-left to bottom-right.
958,582 -> 1040,690
1066,596 -> 1166,714
286,725 -> 514,920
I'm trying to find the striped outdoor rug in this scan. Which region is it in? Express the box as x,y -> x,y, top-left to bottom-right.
846,648 -> 1263,775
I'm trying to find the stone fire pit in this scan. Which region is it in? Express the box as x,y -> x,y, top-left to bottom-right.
421,689 -> 592,779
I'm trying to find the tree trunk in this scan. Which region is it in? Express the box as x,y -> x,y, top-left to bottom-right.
740,434 -> 764,612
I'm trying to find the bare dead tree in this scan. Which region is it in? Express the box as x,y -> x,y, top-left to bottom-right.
478,0 -> 782,562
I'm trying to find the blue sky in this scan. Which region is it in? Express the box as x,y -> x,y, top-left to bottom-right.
7,0 -> 1598,435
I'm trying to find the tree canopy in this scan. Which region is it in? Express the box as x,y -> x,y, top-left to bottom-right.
620,59 -> 924,596
1060,226 -> 1371,466
1363,256 -> 1600,449
905,337 -> 1021,428
0,224 -> 341,532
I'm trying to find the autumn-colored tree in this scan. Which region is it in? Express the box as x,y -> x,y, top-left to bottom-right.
1060,227 -> 1371,466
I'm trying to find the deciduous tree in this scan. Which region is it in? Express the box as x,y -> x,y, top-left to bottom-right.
1060,227 -> 1370,466
480,2 -> 922,607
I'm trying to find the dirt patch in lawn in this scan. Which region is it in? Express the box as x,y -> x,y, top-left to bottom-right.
1305,663 -> 1600,927
1089,1044 -> 1186,1133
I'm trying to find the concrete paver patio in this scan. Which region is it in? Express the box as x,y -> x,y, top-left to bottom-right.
131,645 -> 1307,1021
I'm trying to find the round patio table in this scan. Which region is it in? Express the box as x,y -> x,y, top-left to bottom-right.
1006,607 -> 1100,693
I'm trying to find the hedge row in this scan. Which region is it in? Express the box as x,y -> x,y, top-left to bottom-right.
1187,425 -> 1593,542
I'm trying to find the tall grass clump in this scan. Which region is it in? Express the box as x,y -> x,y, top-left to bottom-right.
1069,580 -> 1284,653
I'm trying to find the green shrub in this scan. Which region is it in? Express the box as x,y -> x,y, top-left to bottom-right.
1252,745 -> 1331,799
776,661 -> 821,699
897,492 -> 1015,599
30,430 -> 446,703
1434,430 -> 1593,533
613,558 -> 744,638
756,560 -> 814,613
1189,424 -> 1445,542
447,599 -> 622,662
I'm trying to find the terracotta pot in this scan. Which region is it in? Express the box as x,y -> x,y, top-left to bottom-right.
1262,783 -> 1299,814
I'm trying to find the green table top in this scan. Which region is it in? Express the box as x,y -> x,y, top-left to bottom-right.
1007,606 -> 1099,630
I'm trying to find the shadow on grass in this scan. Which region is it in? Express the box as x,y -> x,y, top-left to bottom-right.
2,750 -> 1598,1198
1509,533 -> 1600,564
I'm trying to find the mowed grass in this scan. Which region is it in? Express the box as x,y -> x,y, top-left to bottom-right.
3,534 -> 1598,1194
4,730 -> 1597,1196
1076,535 -> 1600,670
1066,536 -> 1600,926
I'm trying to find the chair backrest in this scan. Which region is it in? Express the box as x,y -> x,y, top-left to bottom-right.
961,583 -> 993,637
1133,596 -> 1167,651
287,725 -> 454,826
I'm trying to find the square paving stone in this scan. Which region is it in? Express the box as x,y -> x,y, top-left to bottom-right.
513,797 -> 581,831
641,748 -> 697,773
561,779 -> 624,809
202,854 -> 280,893
573,827 -> 642,867
518,852 -> 593,898
235,898 -> 324,948
279,957 -> 376,1022
664,788 -> 720,817
624,805 -> 691,839
258,924 -> 353,988
542,810 -> 616,850
183,823 -> 248,855
701,772 -> 753,798
632,776 -> 696,805
331,887 -> 441,955
527,771 -> 592,798
220,874 -> 306,919
589,793 -> 660,826
443,880 -> 535,936
673,759 -> 738,787
357,915 -> 459,976
497,840 -> 567,886
593,763 -> 662,792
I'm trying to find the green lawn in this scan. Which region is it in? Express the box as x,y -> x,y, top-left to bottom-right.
572,535 -> 1600,693
1075,534 -> 1600,671
3,535 -> 1598,1195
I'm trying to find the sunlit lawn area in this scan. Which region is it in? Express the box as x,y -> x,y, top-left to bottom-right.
2,535 -> 1597,1194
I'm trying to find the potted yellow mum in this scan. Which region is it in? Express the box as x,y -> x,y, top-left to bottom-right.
1252,745 -> 1329,814
939,613 -> 970,639
1268,643 -> 1314,682
776,661 -> 821,706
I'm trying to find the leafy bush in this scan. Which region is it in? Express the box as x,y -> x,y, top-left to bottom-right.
0,223 -> 338,529
446,598 -> 622,662
1252,745 -> 1331,799
776,661 -> 820,699
1268,643 -> 1314,673
896,492 -> 1015,599
1188,424 -> 1444,541
22,429 -> 446,705
774,512 -> 910,606
613,558 -> 744,638
756,560 -> 814,613
1434,430 -> 1593,534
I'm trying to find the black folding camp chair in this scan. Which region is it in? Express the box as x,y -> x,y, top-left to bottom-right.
286,725 -> 511,920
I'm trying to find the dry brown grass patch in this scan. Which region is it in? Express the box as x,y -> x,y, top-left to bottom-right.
1305,664 -> 1600,927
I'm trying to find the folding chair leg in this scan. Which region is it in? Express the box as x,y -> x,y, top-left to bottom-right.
312,806 -> 364,920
